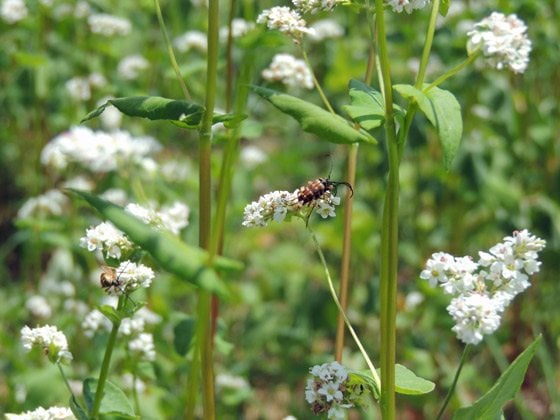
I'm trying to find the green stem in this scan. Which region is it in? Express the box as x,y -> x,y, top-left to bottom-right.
424,52 -> 480,92
91,296 -> 125,418
436,344 -> 471,420
373,0 -> 399,418
154,0 -> 191,100
301,47 -> 336,114
308,228 -> 381,390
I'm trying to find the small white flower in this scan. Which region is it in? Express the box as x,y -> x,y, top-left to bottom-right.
262,53 -> 314,90
21,325 -> 73,364
26,296 -> 52,319
6,406 -> 76,419
257,6 -> 314,39
125,201 -> 189,235
80,221 -> 133,259
216,373 -> 251,391
1,0 -> 27,24
82,309 -> 112,337
118,55 -> 149,80
115,261 -> 155,294
219,18 -> 255,40
88,13 -> 131,37
240,145 -> 267,168
242,190 -> 299,227
17,190 -> 69,219
128,332 -> 156,361
65,77 -> 91,101
385,0 -> 431,14
447,293 -> 503,344
309,19 -> 344,42
292,0 -> 337,14
174,30 -> 207,53
467,12 -> 531,73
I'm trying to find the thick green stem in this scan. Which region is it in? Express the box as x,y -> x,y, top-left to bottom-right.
436,344 -> 471,420
91,297 -> 124,418
373,0 -> 399,417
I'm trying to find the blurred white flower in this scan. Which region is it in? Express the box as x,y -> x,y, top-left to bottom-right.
6,406 -> 75,420
74,1 -> 91,18
292,0 -> 337,14
113,260 -> 155,294
21,325 -> 73,364
117,55 -> 149,80
385,0 -> 431,14
216,373 -> 251,391
125,201 -> 190,235
62,175 -> 94,191
82,309 -> 112,337
119,316 -> 146,336
100,188 -> 128,206
262,53 -> 313,90
88,13 -> 131,36
80,221 -> 133,259
240,145 -> 267,168
467,12 -> 531,73
160,159 -> 191,182
17,190 -> 68,219
1,0 -> 27,23
219,18 -> 255,40
26,295 -> 52,319
128,332 -> 156,361
65,77 -> 91,101
174,30 -> 207,53
257,6 -> 314,39
309,19 -> 344,42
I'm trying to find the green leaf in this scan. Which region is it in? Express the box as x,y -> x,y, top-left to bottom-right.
394,364 -> 435,395
173,317 -> 196,356
251,86 -> 377,145
350,370 -> 381,400
83,378 -> 135,418
343,79 -> 386,131
69,190 -> 242,297
81,96 -> 205,125
97,305 -> 120,324
394,84 -> 463,169
453,336 -> 542,420
439,0 -> 450,16
69,395 -> 88,420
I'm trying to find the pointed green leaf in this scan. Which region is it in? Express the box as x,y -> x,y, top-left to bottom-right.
69,190 -> 242,297
394,364 -> 435,395
173,317 -> 196,356
453,336 -> 542,420
343,79 -> 386,131
69,395 -> 88,420
97,305 -> 121,323
252,86 -> 377,145
394,84 -> 463,169
83,378 -> 135,418
439,0 -> 450,16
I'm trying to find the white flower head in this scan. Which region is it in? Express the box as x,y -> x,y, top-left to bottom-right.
125,201 -> 189,235
21,325 -> 73,364
17,190 -> 68,219
219,18 -> 255,41
309,19 -> 344,42
174,30 -> 207,53
88,13 -> 131,37
257,6 -> 315,40
1,0 -> 28,24
82,309 -> 112,337
262,53 -> 314,90
292,0 -> 337,14
80,221 -> 133,259
6,406 -> 76,419
467,12 -> 531,73
26,295 -> 52,319
447,293 -> 503,344
117,55 -> 149,80
385,0 -> 431,14
242,190 -> 299,227
128,332 -> 156,361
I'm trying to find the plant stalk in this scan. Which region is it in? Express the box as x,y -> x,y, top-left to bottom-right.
436,344 -> 471,420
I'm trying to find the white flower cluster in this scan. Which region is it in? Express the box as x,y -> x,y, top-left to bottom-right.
219,18 -> 255,40
174,30 -> 208,53
309,19 -> 344,42
80,221 -> 133,259
1,0 -> 27,23
41,126 -> 161,173
467,12 -> 531,74
305,361 -> 361,419
292,0 -> 337,14
26,295 -> 52,319
88,13 -> 131,37
128,332 -> 156,361
6,406 -> 76,420
17,189 -> 68,219
262,53 -> 314,90
117,55 -> 149,80
243,188 -> 341,227
21,325 -> 73,364
113,260 -> 155,294
125,201 -> 190,235
385,0 -> 431,14
420,230 -> 545,344
257,6 -> 314,40
65,73 -> 106,101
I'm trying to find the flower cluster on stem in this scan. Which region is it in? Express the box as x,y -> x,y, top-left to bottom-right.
420,230 -> 545,344
21,325 -> 73,364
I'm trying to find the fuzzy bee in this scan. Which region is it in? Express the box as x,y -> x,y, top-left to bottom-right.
297,177 -> 354,206
100,265 -> 123,294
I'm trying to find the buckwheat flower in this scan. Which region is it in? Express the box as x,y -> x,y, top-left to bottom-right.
65,76 -> 91,101
114,261 -> 155,294
62,175 -> 94,191
128,332 -> 156,361
21,325 -> 73,364
385,0 -> 431,14
216,373 -> 251,391
6,406 -> 76,419
80,221 -> 133,259
257,6 -> 314,40
119,316 -> 146,336
316,194 -> 340,219
309,19 -> 344,42
467,12 -> 531,73
292,0 -> 337,14
174,30 -> 207,53
82,309 -> 112,337
240,145 -> 267,168
219,18 -> 255,40
17,189 -> 68,219
125,201 -> 189,234
419,252 -> 455,287
160,159 -> 190,182
122,373 -> 146,394
26,295 -> 52,319
117,55 -> 149,80
242,190 -> 299,227
88,13 -> 131,36
262,53 -> 314,90
447,293 -> 503,345
74,1 -> 91,19
1,0 -> 27,23
101,188 -> 128,206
